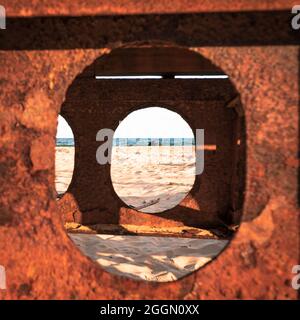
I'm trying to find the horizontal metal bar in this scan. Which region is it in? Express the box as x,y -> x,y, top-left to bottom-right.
95,74 -> 228,80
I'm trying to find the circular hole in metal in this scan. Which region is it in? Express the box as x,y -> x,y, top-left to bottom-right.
111,106 -> 196,213
55,115 -> 75,197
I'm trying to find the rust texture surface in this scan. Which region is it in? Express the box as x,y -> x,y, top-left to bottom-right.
0,2 -> 299,300
2,0 -> 294,17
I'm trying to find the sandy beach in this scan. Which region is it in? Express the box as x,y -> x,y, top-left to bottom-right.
56,145 -> 226,281
55,146 -> 75,194
111,145 -> 195,212
69,233 -> 228,282
56,145 -> 195,212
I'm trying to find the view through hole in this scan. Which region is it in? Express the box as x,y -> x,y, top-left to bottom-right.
56,107 -> 229,282
55,115 -> 74,197
111,107 -> 196,213
56,47 -> 245,283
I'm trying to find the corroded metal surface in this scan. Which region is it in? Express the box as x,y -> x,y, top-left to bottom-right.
0,2 -> 299,300
1,0 -> 294,17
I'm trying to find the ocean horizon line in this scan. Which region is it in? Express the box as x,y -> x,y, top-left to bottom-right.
56,137 -> 195,147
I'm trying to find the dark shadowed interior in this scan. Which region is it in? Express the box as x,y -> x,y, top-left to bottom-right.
58,46 -> 246,233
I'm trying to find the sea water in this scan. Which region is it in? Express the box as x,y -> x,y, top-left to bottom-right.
56,138 -> 195,147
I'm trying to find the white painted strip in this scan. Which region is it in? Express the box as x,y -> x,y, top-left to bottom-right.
95,75 -> 163,80
174,75 -> 229,79
95,74 -> 229,80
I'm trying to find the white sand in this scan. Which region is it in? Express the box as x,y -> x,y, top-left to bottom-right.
69,233 -> 228,282
55,146 -> 74,194
57,147 -> 226,282
55,145 -> 195,212
111,146 -> 195,212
